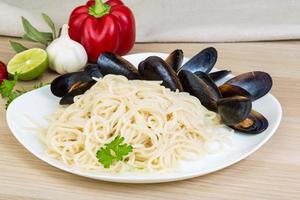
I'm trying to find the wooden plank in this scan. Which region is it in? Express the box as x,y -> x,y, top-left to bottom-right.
0,37 -> 299,200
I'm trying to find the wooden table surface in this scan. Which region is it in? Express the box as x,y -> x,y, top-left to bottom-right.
0,37 -> 299,200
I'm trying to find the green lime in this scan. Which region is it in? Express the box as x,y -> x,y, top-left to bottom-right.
7,48 -> 48,80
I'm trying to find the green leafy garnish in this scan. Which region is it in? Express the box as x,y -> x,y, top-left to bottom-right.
22,32 -> 52,43
9,41 -> 28,53
96,136 -> 133,168
21,16 -> 50,46
40,32 -> 53,41
0,73 -> 49,109
42,13 -> 57,38
10,13 -> 57,53
0,73 -> 19,97
22,34 -> 38,42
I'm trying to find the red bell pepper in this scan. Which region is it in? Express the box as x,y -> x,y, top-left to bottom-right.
68,0 -> 136,63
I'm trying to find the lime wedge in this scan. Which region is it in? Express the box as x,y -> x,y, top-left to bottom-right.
7,48 -> 48,80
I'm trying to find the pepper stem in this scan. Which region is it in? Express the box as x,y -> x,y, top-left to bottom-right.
89,0 -> 110,18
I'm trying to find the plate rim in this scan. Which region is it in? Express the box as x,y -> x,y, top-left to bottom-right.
6,52 -> 283,183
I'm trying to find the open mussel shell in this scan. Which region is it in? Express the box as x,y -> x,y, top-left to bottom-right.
225,71 -> 273,101
165,49 -> 184,72
231,110 -> 268,134
217,96 -> 252,126
60,81 -> 95,105
138,56 -> 183,92
97,52 -> 140,80
219,84 -> 252,99
178,47 -> 217,74
51,64 -> 103,98
209,70 -> 231,82
51,72 -> 92,97
178,70 -> 221,111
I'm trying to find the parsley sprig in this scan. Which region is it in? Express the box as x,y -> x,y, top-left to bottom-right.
0,73 -> 49,109
0,73 -> 19,97
96,136 -> 133,168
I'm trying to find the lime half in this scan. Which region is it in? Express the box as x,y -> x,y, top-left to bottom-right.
7,48 -> 48,80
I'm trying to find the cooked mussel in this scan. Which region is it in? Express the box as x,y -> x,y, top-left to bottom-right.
97,52 -> 140,80
165,49 -> 184,72
219,84 -> 252,99
178,47 -> 217,73
138,56 -> 183,92
217,96 -> 252,126
84,64 -> 103,79
194,71 -> 221,96
51,64 -> 104,98
217,96 -> 268,134
51,72 -> 92,97
60,81 -> 95,105
225,71 -> 272,101
230,110 -> 268,134
178,69 -> 268,134
208,70 -> 231,82
178,70 -> 221,111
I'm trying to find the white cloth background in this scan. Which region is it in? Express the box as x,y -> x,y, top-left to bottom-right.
1,0 -> 300,42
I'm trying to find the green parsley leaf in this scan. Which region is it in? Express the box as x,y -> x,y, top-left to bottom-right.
96,136 -> 133,168
0,73 -> 19,97
0,73 -> 49,109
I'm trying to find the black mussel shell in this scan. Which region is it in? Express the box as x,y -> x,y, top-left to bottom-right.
178,70 -> 221,111
165,49 -> 184,72
219,84 -> 252,99
138,56 -> 183,92
97,52 -> 140,80
231,110 -> 268,134
60,81 -> 95,105
209,70 -> 231,82
225,71 -> 273,101
51,72 -> 92,97
217,96 -> 252,126
84,64 -> 103,79
178,47 -> 217,73
194,71 -> 222,96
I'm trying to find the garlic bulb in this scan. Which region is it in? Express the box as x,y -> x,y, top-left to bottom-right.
46,24 -> 88,74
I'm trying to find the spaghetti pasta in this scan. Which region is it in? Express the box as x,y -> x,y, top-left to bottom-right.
41,75 -> 232,173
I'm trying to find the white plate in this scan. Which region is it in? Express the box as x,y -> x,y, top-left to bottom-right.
6,53 -> 282,183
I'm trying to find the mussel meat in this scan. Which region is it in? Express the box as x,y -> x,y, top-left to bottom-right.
225,71 -> 273,101
178,70 -> 221,111
60,81 -> 95,105
219,84 -> 252,99
208,70 -> 231,82
165,49 -> 184,72
217,96 -> 252,125
138,56 -> 183,92
178,47 -> 217,73
230,110 -> 268,134
97,52 -> 140,80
